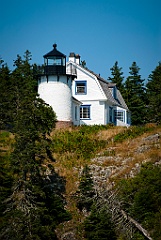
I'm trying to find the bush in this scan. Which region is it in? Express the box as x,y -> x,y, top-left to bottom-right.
113,125 -> 154,142
52,125 -> 109,159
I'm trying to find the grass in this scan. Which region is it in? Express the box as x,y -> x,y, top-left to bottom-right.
113,124 -> 156,143
1,124 -> 161,239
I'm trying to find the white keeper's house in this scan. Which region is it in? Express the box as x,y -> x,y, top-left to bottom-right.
38,44 -> 131,128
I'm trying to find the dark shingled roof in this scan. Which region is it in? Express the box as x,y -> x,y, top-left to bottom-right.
97,77 -> 129,110
43,44 -> 66,58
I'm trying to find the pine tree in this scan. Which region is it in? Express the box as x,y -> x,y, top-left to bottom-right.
108,61 -> 124,93
84,204 -> 117,240
0,64 -> 13,129
123,62 -> 146,125
76,165 -> 95,211
0,52 -> 71,240
118,163 -> 161,240
146,62 -> 161,124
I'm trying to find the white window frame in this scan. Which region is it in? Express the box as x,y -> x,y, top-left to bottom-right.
75,81 -> 87,95
80,105 -> 91,119
115,110 -> 124,122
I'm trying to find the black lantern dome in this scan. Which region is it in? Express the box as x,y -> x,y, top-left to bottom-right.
43,44 -> 66,75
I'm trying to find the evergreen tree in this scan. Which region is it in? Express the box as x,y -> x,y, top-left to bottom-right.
124,62 -> 146,125
146,62 -> 161,124
118,163 -> 161,240
108,61 -> 124,93
0,52 -> 71,240
76,165 -> 95,211
84,204 -> 117,240
0,64 -> 13,129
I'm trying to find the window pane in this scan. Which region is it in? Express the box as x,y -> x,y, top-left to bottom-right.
76,81 -> 86,94
80,105 -> 90,119
75,106 -> 78,120
109,107 -> 113,122
115,111 -> 124,122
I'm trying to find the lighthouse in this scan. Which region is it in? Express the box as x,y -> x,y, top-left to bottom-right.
38,44 -> 74,128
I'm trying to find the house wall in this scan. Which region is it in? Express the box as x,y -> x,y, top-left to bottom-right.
38,75 -> 72,122
71,66 -> 108,125
114,106 -> 130,126
72,67 -> 106,101
80,100 -> 105,125
72,101 -> 80,126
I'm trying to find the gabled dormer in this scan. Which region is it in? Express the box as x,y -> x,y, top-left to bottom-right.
108,84 -> 117,100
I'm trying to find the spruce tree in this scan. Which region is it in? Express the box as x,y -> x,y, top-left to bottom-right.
0,64 -> 13,129
76,165 -> 95,211
84,204 -> 117,240
0,52 -> 71,240
108,61 -> 124,93
124,62 -> 146,125
146,62 -> 161,124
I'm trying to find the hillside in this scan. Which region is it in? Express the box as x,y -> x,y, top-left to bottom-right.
50,124 -> 161,239
1,124 -> 161,239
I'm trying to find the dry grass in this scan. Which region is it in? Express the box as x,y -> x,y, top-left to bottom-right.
2,125 -> 161,239
96,126 -> 125,141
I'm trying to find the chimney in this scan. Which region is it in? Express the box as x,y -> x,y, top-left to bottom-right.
69,52 -> 75,63
75,54 -> 80,65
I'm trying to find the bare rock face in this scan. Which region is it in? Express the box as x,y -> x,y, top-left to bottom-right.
136,133 -> 160,153
88,132 -> 161,192
61,231 -> 77,240
58,131 -> 161,239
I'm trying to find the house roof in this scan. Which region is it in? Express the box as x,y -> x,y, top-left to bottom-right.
72,96 -> 82,105
67,61 -> 129,110
43,44 -> 66,58
81,66 -> 129,110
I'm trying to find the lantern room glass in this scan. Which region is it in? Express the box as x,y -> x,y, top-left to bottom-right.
45,57 -> 65,66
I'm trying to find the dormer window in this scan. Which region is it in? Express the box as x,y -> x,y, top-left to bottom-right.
75,81 -> 87,94
109,86 -> 117,100
113,86 -> 117,99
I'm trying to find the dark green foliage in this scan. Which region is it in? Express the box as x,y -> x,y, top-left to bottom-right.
118,163 -> 161,239
123,62 -> 146,125
0,154 -> 13,221
0,65 -> 14,129
53,125 -> 112,159
108,61 -> 124,93
84,204 -> 117,240
76,165 -> 95,211
0,51 -> 71,240
77,166 -> 117,239
113,125 -> 154,142
146,62 -> 161,124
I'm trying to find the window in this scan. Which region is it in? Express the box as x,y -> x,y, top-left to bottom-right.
75,106 -> 78,120
75,81 -> 87,94
47,58 -> 63,65
109,86 -> 117,100
109,107 -> 113,122
115,110 -> 124,122
80,105 -> 90,119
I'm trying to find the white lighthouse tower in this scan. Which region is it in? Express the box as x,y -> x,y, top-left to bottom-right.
38,44 -> 74,128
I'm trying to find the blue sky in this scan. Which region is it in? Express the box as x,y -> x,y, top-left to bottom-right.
0,0 -> 161,81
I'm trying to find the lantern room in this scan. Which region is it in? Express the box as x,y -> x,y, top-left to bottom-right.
43,44 -> 66,75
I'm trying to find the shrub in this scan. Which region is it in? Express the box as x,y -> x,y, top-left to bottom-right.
113,125 -> 154,143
